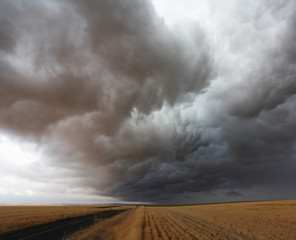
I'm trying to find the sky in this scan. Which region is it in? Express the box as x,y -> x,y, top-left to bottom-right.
0,0 -> 296,204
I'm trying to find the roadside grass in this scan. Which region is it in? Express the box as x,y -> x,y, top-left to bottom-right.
66,206 -> 144,240
0,204 -> 133,235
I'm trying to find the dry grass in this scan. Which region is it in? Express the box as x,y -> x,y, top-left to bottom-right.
143,200 -> 296,240
0,204 -> 132,235
4,200 -> 296,239
67,206 -> 144,240
67,200 -> 296,240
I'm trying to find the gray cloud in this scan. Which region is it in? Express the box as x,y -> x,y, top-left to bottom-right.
225,190 -> 244,197
0,19 -> 16,53
0,0 -> 296,203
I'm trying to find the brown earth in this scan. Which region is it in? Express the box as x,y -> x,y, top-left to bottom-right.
67,200 -> 296,240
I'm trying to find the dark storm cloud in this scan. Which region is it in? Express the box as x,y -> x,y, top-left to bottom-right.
73,0 -> 211,113
1,0 -> 296,203
225,190 -> 244,197
225,1 -> 296,118
0,19 -> 16,53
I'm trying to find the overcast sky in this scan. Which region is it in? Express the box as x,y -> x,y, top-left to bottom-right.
1,0 -> 296,204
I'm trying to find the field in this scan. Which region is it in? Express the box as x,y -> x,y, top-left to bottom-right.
67,200 -> 296,240
1,200 -> 296,239
0,204 -> 133,235
67,206 -> 144,240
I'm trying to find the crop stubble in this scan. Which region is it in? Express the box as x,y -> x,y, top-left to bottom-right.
3,200 -> 296,239
69,200 -> 296,239
143,200 -> 296,240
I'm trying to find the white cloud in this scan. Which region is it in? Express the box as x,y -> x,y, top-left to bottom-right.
0,133 -> 117,203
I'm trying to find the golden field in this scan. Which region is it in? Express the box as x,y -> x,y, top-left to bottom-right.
67,206 -> 144,240
0,204 -> 132,235
67,200 -> 296,240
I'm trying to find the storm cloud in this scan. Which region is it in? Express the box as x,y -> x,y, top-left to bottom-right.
1,0 -> 296,203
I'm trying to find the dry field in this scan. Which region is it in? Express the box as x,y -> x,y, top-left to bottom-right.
67,206 -> 144,240
0,204 -> 133,235
67,200 -> 296,240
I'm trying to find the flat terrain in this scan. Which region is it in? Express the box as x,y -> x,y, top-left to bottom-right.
0,209 -> 127,240
2,200 -> 296,240
0,204 -> 133,236
66,200 -> 296,240
143,201 -> 296,239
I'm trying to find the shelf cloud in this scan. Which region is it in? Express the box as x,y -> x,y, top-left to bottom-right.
1,0 -> 296,203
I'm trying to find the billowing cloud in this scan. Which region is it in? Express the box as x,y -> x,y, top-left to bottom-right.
0,0 -> 296,203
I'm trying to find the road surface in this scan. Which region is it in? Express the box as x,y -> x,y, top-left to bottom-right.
0,209 -> 127,240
